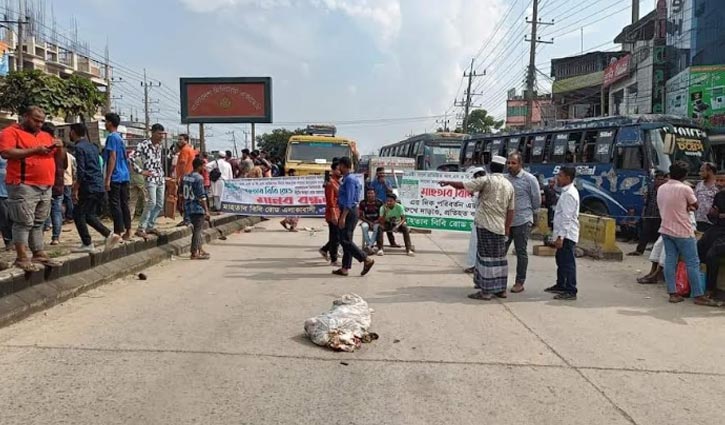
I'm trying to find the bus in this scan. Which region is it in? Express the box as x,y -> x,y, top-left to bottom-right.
459,115 -> 712,220
379,132 -> 465,170
285,125 -> 359,175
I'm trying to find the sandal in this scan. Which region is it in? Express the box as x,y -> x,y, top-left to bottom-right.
467,291 -> 493,301
32,257 -> 62,267
694,297 -> 721,307
14,260 -> 41,272
332,269 -> 349,276
191,253 -> 211,260
510,283 -> 525,293
495,291 -> 508,299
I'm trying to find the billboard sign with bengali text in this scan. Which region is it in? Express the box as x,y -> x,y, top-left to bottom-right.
399,171 -> 476,232
180,77 -> 272,124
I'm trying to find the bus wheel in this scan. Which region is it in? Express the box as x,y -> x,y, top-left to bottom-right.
581,199 -> 608,216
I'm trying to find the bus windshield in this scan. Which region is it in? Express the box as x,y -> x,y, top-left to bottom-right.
649,127 -> 710,175
287,141 -> 351,163
425,145 -> 460,169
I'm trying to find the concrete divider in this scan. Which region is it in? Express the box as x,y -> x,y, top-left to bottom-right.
0,215 -> 261,327
578,213 -> 623,261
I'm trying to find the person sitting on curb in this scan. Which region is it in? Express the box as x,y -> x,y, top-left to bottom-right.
378,193 -> 414,256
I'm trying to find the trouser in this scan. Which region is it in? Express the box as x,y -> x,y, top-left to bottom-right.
635,217 -> 661,253
108,182 -> 131,235
321,220 -> 340,262
466,225 -> 477,268
555,238 -> 577,295
0,197 -> 12,246
7,184 -> 51,252
139,180 -> 165,231
360,222 -> 380,247
74,191 -> 111,246
385,231 -> 397,246
379,221 -> 412,251
190,213 -> 205,253
45,194 -> 63,240
505,223 -> 531,284
697,227 -> 725,293
129,182 -> 147,219
63,185 -> 74,220
339,212 -> 366,269
210,196 -> 221,211
662,234 -> 704,297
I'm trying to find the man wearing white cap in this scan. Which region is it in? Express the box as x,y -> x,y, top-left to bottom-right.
205,151 -> 233,211
441,155 -> 515,300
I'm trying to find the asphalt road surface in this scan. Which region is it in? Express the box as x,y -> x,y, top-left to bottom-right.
0,218 -> 723,425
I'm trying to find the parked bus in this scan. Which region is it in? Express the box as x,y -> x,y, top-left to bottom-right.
285,125 -> 359,175
459,115 -> 712,220
379,132 -> 465,170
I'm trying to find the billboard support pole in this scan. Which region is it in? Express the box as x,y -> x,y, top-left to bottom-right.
199,123 -> 205,154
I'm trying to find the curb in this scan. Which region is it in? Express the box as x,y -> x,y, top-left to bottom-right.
0,215 -> 260,328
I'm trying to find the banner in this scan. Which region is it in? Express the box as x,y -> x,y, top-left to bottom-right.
220,174 -> 363,216
399,171 -> 475,232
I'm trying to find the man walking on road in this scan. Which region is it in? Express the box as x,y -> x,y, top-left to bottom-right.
657,161 -> 716,306
440,155 -> 515,300
103,113 -> 132,241
505,152 -> 541,293
133,123 -> 166,239
0,106 -> 63,272
334,156 -> 375,276
545,166 -> 580,301
319,161 -> 341,266
69,124 -> 119,253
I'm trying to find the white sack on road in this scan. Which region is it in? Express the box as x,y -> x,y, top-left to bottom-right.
304,294 -> 377,352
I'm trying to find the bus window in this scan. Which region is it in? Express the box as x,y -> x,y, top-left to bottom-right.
491,138 -> 504,157
531,135 -> 547,163
473,140 -> 483,164
615,146 -> 645,170
551,133 -> 569,163
413,141 -> 422,156
507,137 -> 521,155
581,130 -> 598,163
568,132 -> 583,163
595,130 -> 615,163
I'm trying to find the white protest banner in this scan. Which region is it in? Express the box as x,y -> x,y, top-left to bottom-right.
399,171 -> 475,232
221,174 -> 365,217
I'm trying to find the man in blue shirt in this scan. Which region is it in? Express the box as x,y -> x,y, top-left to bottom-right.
70,123 -> 119,253
334,157 -> 375,276
103,112 -> 132,240
183,158 -> 211,260
369,167 -> 400,248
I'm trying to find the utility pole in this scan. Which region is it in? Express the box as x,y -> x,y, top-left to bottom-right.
459,59 -> 484,133
251,123 -> 256,151
242,130 -> 250,150
227,130 -> 239,158
1,16 -> 29,71
525,0 -> 554,129
632,0 -> 639,24
141,69 -> 161,136
104,42 -> 112,113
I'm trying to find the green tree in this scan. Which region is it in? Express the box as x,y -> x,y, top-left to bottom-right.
0,70 -> 106,120
256,128 -> 305,160
465,109 -> 504,134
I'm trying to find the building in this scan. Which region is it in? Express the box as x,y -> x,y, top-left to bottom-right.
550,51 -> 628,120
505,90 -> 552,129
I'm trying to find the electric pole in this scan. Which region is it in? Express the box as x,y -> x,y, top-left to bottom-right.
1,16 -> 29,71
104,42 -> 112,113
525,0 -> 554,129
459,59 -> 484,133
141,69 -> 161,136
251,123 -> 256,151
632,0 -> 639,24
227,130 -> 239,158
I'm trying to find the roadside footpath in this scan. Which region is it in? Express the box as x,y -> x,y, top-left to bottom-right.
0,214 -> 260,327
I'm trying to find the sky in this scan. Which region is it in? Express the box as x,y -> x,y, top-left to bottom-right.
36,0 -> 655,154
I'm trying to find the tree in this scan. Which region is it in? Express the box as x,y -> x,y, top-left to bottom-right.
0,70 -> 106,121
256,128 -> 306,160
466,109 -> 504,134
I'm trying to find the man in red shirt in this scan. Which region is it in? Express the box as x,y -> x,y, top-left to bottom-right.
175,134 -> 196,226
0,106 -> 63,271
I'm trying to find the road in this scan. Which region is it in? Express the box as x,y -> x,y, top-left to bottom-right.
0,218 -> 723,425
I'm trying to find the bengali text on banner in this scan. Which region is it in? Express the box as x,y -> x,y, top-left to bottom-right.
399,171 -> 475,232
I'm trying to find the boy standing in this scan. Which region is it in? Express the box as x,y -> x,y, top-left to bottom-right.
184,158 -> 211,260
546,166 -> 580,301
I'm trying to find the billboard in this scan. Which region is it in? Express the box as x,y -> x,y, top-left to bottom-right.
603,55 -> 631,88
689,66 -> 725,130
180,77 -> 272,124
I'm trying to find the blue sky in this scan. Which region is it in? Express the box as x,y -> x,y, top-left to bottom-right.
48,0 -> 653,154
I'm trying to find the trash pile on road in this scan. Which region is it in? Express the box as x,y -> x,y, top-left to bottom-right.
304,294 -> 378,352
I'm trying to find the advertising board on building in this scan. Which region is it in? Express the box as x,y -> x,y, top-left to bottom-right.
180,77 -> 272,124
603,55 -> 631,88
689,66 -> 725,130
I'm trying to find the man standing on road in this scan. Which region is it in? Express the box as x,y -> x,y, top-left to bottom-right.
240,149 -> 254,178
70,124 -> 119,253
440,155 -> 515,300
505,152 -> 541,293
694,162 -> 718,232
629,171 -> 666,256
657,161 -> 716,306
698,173 -> 725,297
334,156 -> 375,276
545,166 -> 580,301
319,162 -> 341,266
205,152 -> 233,211
184,158 -> 211,260
464,167 -> 486,274
0,106 -> 63,272
103,113 -> 132,241
133,123 -> 166,239
175,134 -> 195,227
